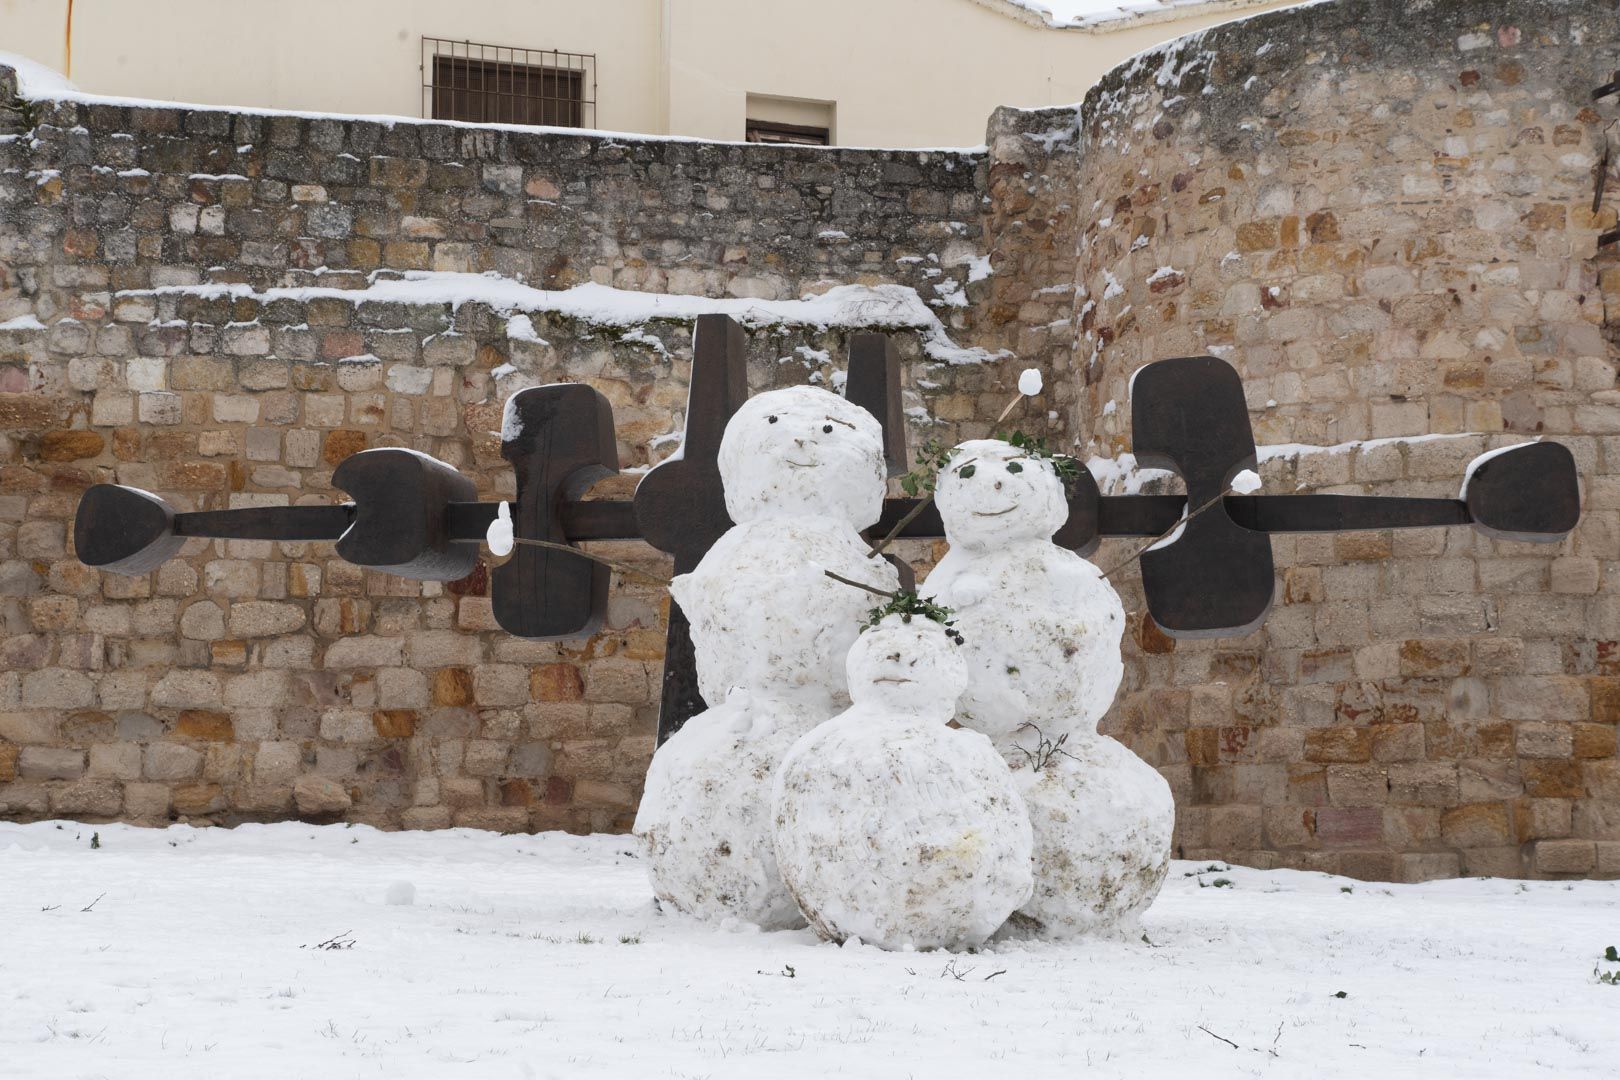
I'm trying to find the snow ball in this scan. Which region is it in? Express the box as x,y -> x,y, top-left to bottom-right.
486,501 -> 514,557
1230,469 -> 1262,494
385,881 -> 416,906
1018,369 -> 1044,396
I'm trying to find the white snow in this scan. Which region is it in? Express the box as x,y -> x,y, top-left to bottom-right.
7,820 -> 1612,1077
117,271 -> 1002,365
1258,431 -> 1479,464
1018,368 -> 1044,396
1230,467 -> 1262,493
485,501 -> 514,557
0,313 -> 46,331
1086,451 -> 1177,495
504,313 -> 548,345
1001,0 -> 1248,31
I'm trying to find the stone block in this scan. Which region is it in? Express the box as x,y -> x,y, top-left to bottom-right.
19,747 -> 86,780
144,743 -> 203,781
50,780 -> 122,817
20,669 -> 95,710
88,743 -> 142,780
1533,839 -> 1595,874
228,601 -> 306,638
293,775 -> 351,815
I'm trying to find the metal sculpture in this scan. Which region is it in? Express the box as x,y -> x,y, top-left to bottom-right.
74,320 -> 1582,740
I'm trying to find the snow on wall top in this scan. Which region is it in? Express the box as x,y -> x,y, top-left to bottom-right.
993,0 -> 1274,31
115,270 -> 1006,366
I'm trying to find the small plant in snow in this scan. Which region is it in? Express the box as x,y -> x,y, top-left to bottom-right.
1012,722 -> 1077,773
90,832 -> 100,850
994,430 -> 1084,493
862,591 -> 963,643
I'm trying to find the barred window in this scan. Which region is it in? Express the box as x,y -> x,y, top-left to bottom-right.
423,39 -> 596,129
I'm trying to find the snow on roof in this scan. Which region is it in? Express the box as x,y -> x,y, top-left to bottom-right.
993,0 -> 1277,31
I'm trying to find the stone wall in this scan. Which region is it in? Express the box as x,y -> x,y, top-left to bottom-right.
3,0 -> 1618,882
0,70 -> 1080,833
1076,0 -> 1620,880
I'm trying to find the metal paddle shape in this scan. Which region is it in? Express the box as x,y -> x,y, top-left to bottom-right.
74,343 -> 1581,733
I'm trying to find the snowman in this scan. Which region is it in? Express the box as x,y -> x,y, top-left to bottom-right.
772,610 -> 1033,950
633,385 -> 899,929
922,439 -> 1174,938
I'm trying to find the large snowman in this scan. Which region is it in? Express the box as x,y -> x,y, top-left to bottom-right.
922,439 -> 1174,938
633,385 -> 899,929
772,612 -> 1033,950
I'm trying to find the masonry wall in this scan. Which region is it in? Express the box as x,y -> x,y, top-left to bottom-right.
1075,0 -> 1620,880
0,74 -> 1082,833
3,0 -> 1619,883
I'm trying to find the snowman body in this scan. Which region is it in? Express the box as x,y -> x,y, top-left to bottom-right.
922,439 -> 1173,938
772,616 -> 1032,950
633,385 -> 897,929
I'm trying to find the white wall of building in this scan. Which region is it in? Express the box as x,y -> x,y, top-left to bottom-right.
0,0 -> 1293,147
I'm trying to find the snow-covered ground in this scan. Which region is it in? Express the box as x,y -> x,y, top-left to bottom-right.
2,822 -> 1615,1079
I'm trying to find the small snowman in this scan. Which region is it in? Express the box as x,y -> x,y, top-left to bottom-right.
772,607 -> 1033,950
633,385 -> 899,929
923,439 -> 1174,938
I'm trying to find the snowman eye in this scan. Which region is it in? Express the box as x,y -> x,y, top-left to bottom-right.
767,415 -> 778,424
1007,462 -> 1023,473
957,464 -> 976,479
822,424 -> 833,433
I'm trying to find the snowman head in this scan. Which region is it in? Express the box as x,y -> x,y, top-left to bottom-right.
935,439 -> 1069,551
718,386 -> 886,528
846,613 -> 967,718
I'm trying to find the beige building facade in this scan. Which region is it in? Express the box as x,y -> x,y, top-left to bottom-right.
0,0 -> 1289,147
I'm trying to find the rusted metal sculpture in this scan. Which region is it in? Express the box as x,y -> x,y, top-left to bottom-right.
74,318 -> 1582,741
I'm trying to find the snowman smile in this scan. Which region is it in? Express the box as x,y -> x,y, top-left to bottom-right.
972,505 -> 1016,517
784,458 -> 821,469
873,675 -> 913,685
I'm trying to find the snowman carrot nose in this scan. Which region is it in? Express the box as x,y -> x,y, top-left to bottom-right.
486,501 -> 515,557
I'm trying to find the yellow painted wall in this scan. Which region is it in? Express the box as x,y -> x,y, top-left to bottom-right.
0,0 -> 665,133
0,0 -> 1297,146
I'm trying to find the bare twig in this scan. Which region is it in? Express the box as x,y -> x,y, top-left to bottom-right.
80,893 -> 105,913
865,497 -> 936,560
982,969 -> 1007,981
508,536 -> 671,587
1097,487 -> 1232,581
822,569 -> 897,598
1198,1025 -> 1239,1050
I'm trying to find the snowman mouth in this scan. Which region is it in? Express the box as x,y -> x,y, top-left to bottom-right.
873,676 -> 912,685
784,459 -> 821,469
972,505 -> 1016,517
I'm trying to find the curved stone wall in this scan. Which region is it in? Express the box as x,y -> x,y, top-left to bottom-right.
1078,0 -> 1620,879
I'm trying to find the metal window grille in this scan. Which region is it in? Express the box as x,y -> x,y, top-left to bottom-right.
422,37 -> 596,129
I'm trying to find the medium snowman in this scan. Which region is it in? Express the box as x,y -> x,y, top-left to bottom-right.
772,609 -> 1033,950
633,385 -> 899,929
922,439 -> 1175,938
